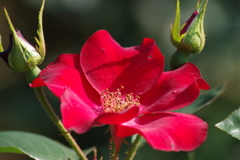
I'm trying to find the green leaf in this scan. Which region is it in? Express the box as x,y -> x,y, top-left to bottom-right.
176,82 -> 226,114
0,131 -> 80,160
215,108 -> 240,140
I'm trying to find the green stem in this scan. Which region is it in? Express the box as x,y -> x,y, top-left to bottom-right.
125,134 -> 143,160
25,67 -> 41,83
33,87 -> 88,160
110,126 -> 123,160
26,67 -> 87,160
170,49 -> 190,70
111,144 -> 120,160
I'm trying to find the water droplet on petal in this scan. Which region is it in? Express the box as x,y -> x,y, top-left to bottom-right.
172,90 -> 177,94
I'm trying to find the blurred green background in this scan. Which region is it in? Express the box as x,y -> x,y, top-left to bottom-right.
0,0 -> 239,159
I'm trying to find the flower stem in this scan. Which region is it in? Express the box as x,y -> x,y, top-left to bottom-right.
26,67 -> 87,159
110,126 -> 123,160
125,134 -> 143,160
170,49 -> 190,70
33,86 -> 88,160
25,67 -> 41,83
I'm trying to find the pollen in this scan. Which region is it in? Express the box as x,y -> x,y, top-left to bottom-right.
100,88 -> 140,113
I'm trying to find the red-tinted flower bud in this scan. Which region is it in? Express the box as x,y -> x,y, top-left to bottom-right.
0,6 -> 45,72
0,29 -> 41,72
171,0 -> 208,54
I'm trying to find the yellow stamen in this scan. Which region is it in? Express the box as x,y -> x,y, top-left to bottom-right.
100,88 -> 140,113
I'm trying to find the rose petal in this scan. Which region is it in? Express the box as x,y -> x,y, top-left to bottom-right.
61,87 -> 102,134
32,54 -> 101,107
97,106 -> 139,124
140,63 -> 210,113
30,77 -> 46,87
196,78 -> 210,90
81,30 -> 164,95
116,112 -> 208,151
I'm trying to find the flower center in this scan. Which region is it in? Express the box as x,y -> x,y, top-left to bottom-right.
100,87 -> 140,113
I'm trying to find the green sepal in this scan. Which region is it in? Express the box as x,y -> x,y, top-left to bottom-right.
4,8 -> 18,48
170,0 -> 181,48
170,0 -> 187,47
0,35 -> 3,52
35,0 -> 46,61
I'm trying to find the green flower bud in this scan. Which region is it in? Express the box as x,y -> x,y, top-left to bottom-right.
0,8 -> 43,72
10,30 -> 41,72
171,0 -> 208,54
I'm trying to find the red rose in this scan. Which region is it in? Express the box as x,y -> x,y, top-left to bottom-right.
31,30 -> 210,151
